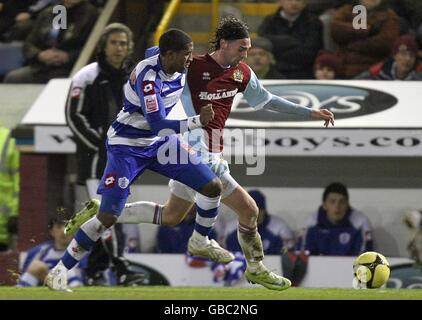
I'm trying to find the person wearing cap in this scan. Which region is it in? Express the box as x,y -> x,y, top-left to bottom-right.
246,37 -> 285,79
355,34 -> 422,80
221,190 -> 295,256
313,50 -> 339,80
297,182 -> 373,256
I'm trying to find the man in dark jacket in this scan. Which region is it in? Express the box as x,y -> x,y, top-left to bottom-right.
298,182 -> 373,256
0,0 -> 33,40
4,0 -> 97,83
257,0 -> 323,79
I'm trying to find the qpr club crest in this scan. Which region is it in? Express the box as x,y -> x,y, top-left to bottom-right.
233,69 -> 243,83
118,177 -> 130,189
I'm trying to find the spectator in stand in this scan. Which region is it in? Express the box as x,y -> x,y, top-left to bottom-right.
17,217 -> 84,288
257,0 -> 323,79
245,37 -> 285,80
330,0 -> 400,78
298,182 -> 373,256
3,0 -> 98,83
313,50 -> 340,80
355,34 -> 422,80
1,0 -> 59,42
383,0 -> 422,35
0,0 -> 32,41
403,208 -> 422,267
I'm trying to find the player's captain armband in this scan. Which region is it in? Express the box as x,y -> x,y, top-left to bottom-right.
187,115 -> 202,130
144,95 -> 159,113
142,81 -> 155,95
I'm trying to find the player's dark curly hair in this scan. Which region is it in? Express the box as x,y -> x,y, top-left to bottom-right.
159,28 -> 192,55
209,16 -> 249,51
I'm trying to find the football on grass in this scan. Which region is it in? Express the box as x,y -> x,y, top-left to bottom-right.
353,251 -> 390,289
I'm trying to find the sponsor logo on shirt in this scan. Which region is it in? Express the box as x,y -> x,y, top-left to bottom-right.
202,72 -> 211,80
145,95 -> 159,113
198,88 -> 238,100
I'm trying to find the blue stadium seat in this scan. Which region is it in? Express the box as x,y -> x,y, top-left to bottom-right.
0,41 -> 24,77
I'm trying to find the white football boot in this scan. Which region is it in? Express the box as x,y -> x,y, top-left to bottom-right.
44,261 -> 72,292
188,237 -> 235,264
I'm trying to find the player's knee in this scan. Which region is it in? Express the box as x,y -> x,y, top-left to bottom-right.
200,178 -> 223,198
164,215 -> 184,227
162,209 -> 185,227
243,200 -> 259,225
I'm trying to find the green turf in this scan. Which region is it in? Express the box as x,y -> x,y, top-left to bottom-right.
0,286 -> 421,300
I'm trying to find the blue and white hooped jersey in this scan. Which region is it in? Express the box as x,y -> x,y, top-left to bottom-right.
107,52 -> 186,147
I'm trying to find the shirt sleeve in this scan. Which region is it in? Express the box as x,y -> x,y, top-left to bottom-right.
242,70 -> 272,110
134,71 -> 190,135
243,69 -> 312,119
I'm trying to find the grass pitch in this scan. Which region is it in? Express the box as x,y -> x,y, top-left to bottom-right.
0,286 -> 421,300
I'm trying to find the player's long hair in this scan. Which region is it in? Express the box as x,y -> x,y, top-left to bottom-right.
209,16 -> 249,52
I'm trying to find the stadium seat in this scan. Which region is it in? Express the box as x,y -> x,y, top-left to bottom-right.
0,41 -> 24,77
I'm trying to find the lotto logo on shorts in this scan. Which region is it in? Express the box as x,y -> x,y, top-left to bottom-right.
145,95 -> 158,113
142,81 -> 155,94
104,173 -> 116,188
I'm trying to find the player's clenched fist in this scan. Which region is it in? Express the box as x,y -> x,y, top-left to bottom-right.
200,104 -> 215,126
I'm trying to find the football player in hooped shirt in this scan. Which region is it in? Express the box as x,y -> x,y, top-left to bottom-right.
67,18 -> 335,291
45,29 -> 231,291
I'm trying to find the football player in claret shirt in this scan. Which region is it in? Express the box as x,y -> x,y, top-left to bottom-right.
65,17 -> 334,291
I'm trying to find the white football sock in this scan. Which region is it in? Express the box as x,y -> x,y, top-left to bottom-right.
117,201 -> 163,224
